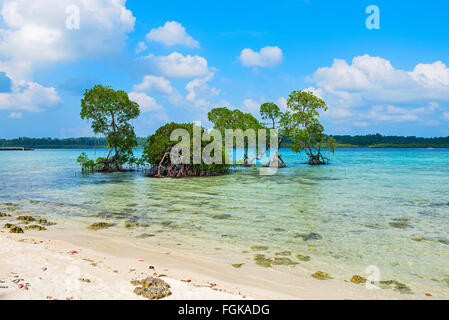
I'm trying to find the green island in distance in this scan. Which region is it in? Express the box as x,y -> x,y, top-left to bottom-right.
2,134 -> 449,150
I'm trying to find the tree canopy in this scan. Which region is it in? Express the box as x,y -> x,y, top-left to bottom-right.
79,85 -> 140,171
208,107 -> 264,165
142,122 -> 229,178
260,102 -> 281,129
283,90 -> 335,165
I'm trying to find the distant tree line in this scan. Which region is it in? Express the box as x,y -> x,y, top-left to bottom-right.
327,134 -> 449,148
0,137 -> 147,149
2,134 -> 449,150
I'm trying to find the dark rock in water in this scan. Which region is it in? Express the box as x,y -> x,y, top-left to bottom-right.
17,216 -> 35,222
137,233 -> 155,238
296,232 -> 323,241
438,239 -> 449,245
272,257 -> 298,266
2,203 -> 17,207
0,212 -> 11,217
393,218 -> 411,222
131,277 -> 171,300
379,280 -> 413,294
211,214 -> 232,220
351,275 -> 367,284
411,237 -> 429,242
275,251 -> 291,256
25,225 -> 47,231
9,226 -> 24,234
296,254 -> 311,262
389,221 -> 412,229
36,218 -> 55,225
30,200 -> 40,204
250,246 -> 268,251
88,222 -> 114,230
78,278 -> 91,283
311,271 -> 333,280
273,228 -> 285,232
125,222 -> 139,228
253,255 -> 273,268
232,263 -> 244,268
3,223 -> 14,229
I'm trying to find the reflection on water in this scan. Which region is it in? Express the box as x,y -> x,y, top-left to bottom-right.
0,148 -> 449,296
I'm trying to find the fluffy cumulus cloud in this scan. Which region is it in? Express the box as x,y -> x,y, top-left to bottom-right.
146,52 -> 210,78
0,79 -> 61,112
0,0 -> 135,113
307,54 -> 449,125
135,41 -> 147,54
132,74 -> 184,108
239,46 -> 283,67
185,73 -> 220,110
128,92 -> 165,113
146,21 -> 199,48
242,98 -> 260,113
0,0 -> 135,79
133,75 -> 174,95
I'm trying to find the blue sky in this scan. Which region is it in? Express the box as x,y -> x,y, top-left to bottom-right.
0,0 -> 448,138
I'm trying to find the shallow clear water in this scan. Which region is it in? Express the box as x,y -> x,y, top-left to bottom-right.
1,148 -> 448,296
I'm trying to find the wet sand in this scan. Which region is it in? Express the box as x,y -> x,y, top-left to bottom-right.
0,223 -> 430,300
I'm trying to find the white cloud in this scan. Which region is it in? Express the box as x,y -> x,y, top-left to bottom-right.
307,55 -> 449,123
276,97 -> 287,111
0,0 -> 135,114
128,92 -> 164,113
133,75 -> 174,95
185,73 -> 219,110
135,41 -> 147,54
242,97 -> 287,114
239,46 -> 283,67
128,91 -> 169,127
410,61 -> 449,88
0,80 -> 61,112
310,55 -> 449,105
443,112 -> 449,121
147,52 -> 210,78
0,0 -> 135,80
302,87 -> 324,100
146,21 -> 199,48
242,98 -> 260,112
8,111 -> 21,118
368,105 -> 420,122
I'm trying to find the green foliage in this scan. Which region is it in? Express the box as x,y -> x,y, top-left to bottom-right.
208,107 -> 264,132
2,135 -> 445,150
208,107 -> 265,164
76,152 -> 95,172
142,122 -> 229,175
263,90 -> 334,165
286,90 -> 334,164
260,102 -> 281,129
80,85 -> 140,171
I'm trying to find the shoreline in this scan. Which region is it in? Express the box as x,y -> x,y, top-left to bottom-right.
0,229 -> 245,300
0,218 -> 435,300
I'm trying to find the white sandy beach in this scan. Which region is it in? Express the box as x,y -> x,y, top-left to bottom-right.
0,222 -> 433,300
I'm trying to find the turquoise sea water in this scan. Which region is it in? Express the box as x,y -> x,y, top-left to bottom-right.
1,148 -> 448,296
